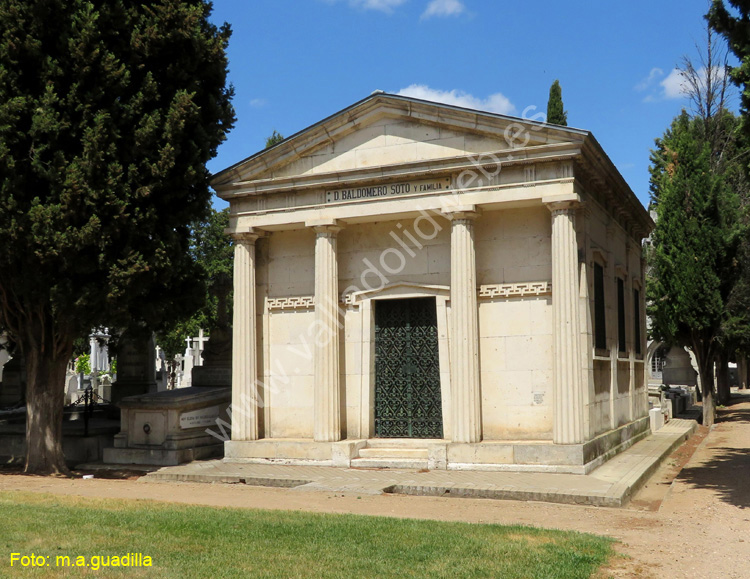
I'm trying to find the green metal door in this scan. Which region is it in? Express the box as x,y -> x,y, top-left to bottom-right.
374,297 -> 443,438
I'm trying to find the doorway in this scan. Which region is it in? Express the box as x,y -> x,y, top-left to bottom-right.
374,297 -> 443,438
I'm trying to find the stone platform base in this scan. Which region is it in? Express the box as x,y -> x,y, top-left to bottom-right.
103,442 -> 224,466
148,418 -> 697,507
225,416 -> 651,474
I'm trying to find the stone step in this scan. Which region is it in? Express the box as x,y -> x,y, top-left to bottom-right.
364,438 -> 445,449
350,457 -> 429,470
358,447 -> 429,459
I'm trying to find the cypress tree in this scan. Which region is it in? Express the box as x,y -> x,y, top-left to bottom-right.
546,80 -> 568,126
647,111 -> 744,426
265,130 -> 285,149
0,0 -> 235,474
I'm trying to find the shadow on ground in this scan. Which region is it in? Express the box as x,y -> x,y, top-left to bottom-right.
675,397 -> 750,508
676,448 -> 750,508
719,391 -> 750,411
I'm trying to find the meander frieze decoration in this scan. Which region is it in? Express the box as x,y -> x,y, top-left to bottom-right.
268,282 -> 551,311
266,296 -> 315,311
478,281 -> 551,299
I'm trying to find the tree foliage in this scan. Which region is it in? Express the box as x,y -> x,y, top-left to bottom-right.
0,0 -> 235,473
265,130 -> 284,149
710,1 -> 750,139
546,80 -> 567,126
156,129 -> 286,359
156,207 -> 233,358
647,110 -> 746,424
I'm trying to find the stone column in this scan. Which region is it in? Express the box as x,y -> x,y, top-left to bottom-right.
231,231 -> 259,441
548,202 -> 585,444
312,222 -> 343,442
444,207 -> 482,443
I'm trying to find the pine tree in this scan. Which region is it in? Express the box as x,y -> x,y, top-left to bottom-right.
546,80 -> 568,126
0,0 -> 235,474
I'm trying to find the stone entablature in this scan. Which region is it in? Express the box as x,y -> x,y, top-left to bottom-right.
213,93 -> 653,472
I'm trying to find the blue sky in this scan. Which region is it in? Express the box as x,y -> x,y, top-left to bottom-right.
207,0 -> 738,209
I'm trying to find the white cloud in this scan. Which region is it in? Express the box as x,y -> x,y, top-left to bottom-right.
422,0 -> 465,19
635,68 -> 664,92
395,84 -> 516,115
660,68 -> 687,100
323,0 -> 408,13
686,66 -> 729,98
356,0 -> 408,11
638,67 -> 687,102
249,98 -> 267,108
639,66 -> 728,102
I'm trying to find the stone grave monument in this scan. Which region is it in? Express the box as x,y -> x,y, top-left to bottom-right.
191,278 -> 232,389
111,332 -> 156,404
191,330 -> 232,389
662,346 -> 698,387
154,346 -> 169,392
103,386 -> 231,465
105,321 -> 232,465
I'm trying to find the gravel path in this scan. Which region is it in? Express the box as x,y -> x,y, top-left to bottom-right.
3,394 -> 750,578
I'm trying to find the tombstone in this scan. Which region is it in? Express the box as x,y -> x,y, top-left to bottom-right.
65,372 -> 79,405
173,354 -> 184,389
662,346 -> 698,387
154,346 -> 169,392
103,386 -> 231,465
111,332 -> 156,405
0,355 -> 25,406
192,330 -> 232,389
98,373 -> 114,401
180,329 -> 208,389
192,278 -> 233,389
89,328 -> 110,374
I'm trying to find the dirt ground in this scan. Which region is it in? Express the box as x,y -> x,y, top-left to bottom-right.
3,396 -> 750,578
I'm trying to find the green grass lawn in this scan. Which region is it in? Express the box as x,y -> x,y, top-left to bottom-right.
0,491 -> 614,578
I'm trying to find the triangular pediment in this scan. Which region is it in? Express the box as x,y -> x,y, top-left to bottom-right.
212,93 -> 589,191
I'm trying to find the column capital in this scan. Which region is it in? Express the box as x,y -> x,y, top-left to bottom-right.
545,200 -> 581,215
306,218 -> 345,236
442,205 -> 481,221
226,228 -> 264,244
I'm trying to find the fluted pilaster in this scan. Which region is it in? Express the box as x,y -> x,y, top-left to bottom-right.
548,202 -> 585,444
231,231 -> 259,441
312,223 -> 343,442
445,207 -> 482,443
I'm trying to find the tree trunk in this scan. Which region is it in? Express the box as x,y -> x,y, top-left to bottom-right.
23,345 -> 71,475
716,351 -> 731,406
695,350 -> 716,427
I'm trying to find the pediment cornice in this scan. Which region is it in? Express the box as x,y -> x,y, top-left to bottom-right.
211,93 -> 588,192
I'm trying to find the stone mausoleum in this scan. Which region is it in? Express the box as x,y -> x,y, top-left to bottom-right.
212,93 -> 653,473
